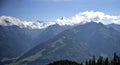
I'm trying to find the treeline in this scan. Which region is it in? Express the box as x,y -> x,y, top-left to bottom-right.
47,53 -> 120,65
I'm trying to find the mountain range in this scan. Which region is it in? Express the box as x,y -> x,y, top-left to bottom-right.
0,16 -> 120,65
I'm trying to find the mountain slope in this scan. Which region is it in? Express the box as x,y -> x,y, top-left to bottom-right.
0,23 -> 70,61
11,22 -> 120,65
0,25 -> 32,61
107,23 -> 120,32
34,24 -> 71,45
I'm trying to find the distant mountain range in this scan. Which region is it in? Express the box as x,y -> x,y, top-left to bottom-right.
0,22 -> 119,65
0,16 -> 120,65
107,23 -> 120,32
0,21 -> 71,64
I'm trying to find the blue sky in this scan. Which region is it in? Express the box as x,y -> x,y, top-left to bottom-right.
0,0 -> 120,21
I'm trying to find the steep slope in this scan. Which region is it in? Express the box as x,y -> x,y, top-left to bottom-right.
0,25 -> 32,61
0,23 -> 70,61
73,22 -> 120,56
0,22 -> 71,65
11,22 -> 120,65
22,28 -> 45,48
34,24 -> 71,45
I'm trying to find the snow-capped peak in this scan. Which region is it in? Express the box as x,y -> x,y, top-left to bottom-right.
0,16 -> 56,29
0,11 -> 120,29
0,16 -> 22,26
55,11 -> 120,26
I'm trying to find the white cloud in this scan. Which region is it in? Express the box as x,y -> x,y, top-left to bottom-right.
0,16 -> 55,29
0,11 -> 120,29
22,21 -> 55,29
55,11 -> 120,25
0,16 -> 22,26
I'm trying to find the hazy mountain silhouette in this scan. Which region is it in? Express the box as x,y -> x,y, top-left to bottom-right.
10,22 -> 120,65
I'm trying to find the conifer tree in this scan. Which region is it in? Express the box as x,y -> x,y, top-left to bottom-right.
85,61 -> 88,65
97,56 -> 103,65
92,55 -> 96,65
89,59 -> 92,65
113,52 -> 119,65
80,62 -> 83,65
105,57 -> 109,65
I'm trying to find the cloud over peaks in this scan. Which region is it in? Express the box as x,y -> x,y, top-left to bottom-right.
0,11 -> 120,29
0,16 -> 55,29
55,11 -> 120,26
0,16 -> 22,26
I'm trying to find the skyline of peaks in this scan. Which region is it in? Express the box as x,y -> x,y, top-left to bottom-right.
0,11 -> 120,29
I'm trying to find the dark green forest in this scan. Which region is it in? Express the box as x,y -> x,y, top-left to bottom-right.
47,53 -> 120,65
